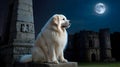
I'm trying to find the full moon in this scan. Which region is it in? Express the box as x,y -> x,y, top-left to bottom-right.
95,3 -> 106,14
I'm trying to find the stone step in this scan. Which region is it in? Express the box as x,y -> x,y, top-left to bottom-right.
9,62 -> 78,67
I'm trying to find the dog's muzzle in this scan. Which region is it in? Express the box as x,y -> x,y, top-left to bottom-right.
62,20 -> 71,29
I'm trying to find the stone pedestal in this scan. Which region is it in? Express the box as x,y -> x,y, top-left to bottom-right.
11,62 -> 78,67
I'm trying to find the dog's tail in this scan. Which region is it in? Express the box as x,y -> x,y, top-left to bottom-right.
19,55 -> 32,63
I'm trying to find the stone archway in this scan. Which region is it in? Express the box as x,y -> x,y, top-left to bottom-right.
91,53 -> 96,62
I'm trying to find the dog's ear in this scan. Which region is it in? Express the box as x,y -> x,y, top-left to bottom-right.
51,14 -> 59,26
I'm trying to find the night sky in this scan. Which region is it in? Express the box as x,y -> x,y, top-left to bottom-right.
0,0 -> 120,36
33,0 -> 120,35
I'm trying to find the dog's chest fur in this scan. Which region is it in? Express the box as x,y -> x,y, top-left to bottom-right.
56,29 -> 68,46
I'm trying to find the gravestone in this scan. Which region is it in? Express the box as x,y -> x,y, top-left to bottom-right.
8,0 -> 35,62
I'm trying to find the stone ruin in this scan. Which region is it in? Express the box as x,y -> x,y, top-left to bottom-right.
65,29 -> 115,62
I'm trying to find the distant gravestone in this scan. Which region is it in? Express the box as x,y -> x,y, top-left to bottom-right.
8,0 -> 35,62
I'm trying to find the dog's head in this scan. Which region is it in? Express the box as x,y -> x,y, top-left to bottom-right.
51,14 -> 71,29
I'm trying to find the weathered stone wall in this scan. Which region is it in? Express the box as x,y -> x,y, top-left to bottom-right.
84,31 -> 100,62
9,0 -> 35,61
99,29 -> 112,61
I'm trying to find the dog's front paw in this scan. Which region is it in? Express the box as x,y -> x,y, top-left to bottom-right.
53,60 -> 59,64
48,60 -> 59,64
60,59 -> 68,63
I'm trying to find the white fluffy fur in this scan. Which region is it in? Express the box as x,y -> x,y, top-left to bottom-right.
20,14 -> 70,64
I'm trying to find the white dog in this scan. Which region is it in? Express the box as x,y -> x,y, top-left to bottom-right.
20,14 -> 71,64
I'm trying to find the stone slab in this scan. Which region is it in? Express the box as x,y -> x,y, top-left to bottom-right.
12,62 -> 78,67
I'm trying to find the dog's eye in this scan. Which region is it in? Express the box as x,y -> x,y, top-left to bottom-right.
63,18 -> 65,20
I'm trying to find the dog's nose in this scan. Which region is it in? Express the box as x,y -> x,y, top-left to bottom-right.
67,20 -> 70,22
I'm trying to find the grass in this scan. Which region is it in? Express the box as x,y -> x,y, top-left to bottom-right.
78,62 -> 120,67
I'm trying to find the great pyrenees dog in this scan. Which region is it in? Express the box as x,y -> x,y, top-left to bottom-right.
20,14 -> 71,64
